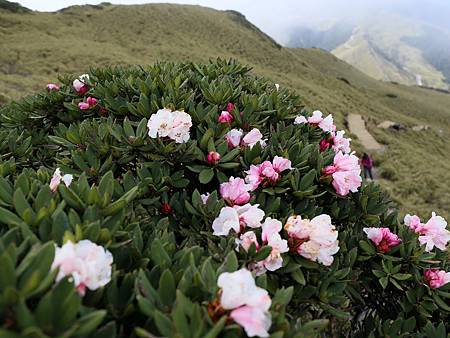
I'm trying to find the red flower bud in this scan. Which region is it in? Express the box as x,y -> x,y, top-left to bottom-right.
207,151 -> 221,165
160,202 -> 172,215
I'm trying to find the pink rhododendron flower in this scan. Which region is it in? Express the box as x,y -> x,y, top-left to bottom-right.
318,114 -> 334,133
417,213 -> 450,252
424,269 -> 450,289
295,111 -> 336,133
332,130 -> 351,154
218,269 -> 272,337
405,213 -> 450,252
52,240 -> 113,296
272,156 -> 292,173
212,206 -> 240,236
242,128 -> 266,149
225,128 -> 244,148
230,305 -> 272,338
73,74 -> 89,94
206,151 -> 221,165
147,108 -> 192,143
323,151 -> 362,196
234,203 -> 265,229
285,214 -> 339,266
261,217 -> 282,242
218,111 -> 234,123
46,83 -> 60,90
245,156 -> 291,191
363,227 -> 401,253
404,214 -> 424,232
220,177 -> 251,206
226,102 -> 235,112
236,231 -> 260,252
308,110 -> 323,124
49,168 -> 73,192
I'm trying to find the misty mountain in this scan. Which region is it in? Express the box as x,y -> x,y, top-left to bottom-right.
286,7 -> 450,89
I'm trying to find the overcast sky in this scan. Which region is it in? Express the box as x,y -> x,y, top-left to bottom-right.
18,0 -> 450,44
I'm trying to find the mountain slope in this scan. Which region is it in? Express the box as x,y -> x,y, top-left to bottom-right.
1,2 -> 450,218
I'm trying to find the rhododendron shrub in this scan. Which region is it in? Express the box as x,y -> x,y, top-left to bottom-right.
0,59 -> 450,337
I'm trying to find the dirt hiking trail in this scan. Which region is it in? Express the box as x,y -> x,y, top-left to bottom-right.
347,114 -> 383,151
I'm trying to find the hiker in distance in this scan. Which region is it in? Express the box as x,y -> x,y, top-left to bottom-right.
361,152 -> 374,180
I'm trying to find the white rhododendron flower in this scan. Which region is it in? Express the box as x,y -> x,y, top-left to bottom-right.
212,206 -> 240,236
242,128 -> 266,149
261,217 -> 282,242
225,128 -> 244,148
285,214 -> 339,266
218,269 -> 272,337
234,203 -> 265,229
49,168 -> 73,192
294,115 -> 307,125
236,231 -> 259,252
263,233 -> 289,271
51,240 -> 113,296
147,108 -> 192,143
200,193 -> 210,204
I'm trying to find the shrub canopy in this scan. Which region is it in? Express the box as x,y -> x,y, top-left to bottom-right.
0,59 -> 449,337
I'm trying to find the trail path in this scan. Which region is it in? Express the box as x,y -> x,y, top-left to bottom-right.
347,114 -> 383,180
347,114 -> 383,151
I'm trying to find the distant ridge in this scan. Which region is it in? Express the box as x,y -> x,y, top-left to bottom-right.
0,0 -> 30,12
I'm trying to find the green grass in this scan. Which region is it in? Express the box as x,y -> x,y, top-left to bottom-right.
1,2 -> 450,218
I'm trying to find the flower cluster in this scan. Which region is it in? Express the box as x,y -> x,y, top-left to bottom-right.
212,203 -> 265,236
363,227 -> 401,253
73,73 -> 90,95
284,214 -> 339,266
78,96 -> 98,110
245,156 -> 291,191
49,168 -> 73,192
404,213 -> 450,252
323,151 -> 362,196
51,240 -> 113,296
294,110 -> 335,133
147,108 -> 193,143
225,128 -> 266,149
319,130 -> 352,154
217,269 -> 272,337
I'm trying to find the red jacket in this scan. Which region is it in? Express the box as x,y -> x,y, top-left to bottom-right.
361,157 -> 373,169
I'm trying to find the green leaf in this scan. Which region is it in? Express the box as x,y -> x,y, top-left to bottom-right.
254,245 -> 272,261
158,269 -> 176,306
199,168 -> 214,184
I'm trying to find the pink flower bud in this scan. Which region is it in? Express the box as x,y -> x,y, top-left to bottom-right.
86,97 -> 98,106
226,102 -> 235,112
322,165 -> 336,176
78,102 -> 90,110
319,138 -> 332,152
207,151 -> 221,165
218,111 -> 234,123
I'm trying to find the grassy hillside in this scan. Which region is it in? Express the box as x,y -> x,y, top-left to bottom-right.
1,2 -> 450,218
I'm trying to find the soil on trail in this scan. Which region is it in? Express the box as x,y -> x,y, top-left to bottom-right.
347,114 -> 383,151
